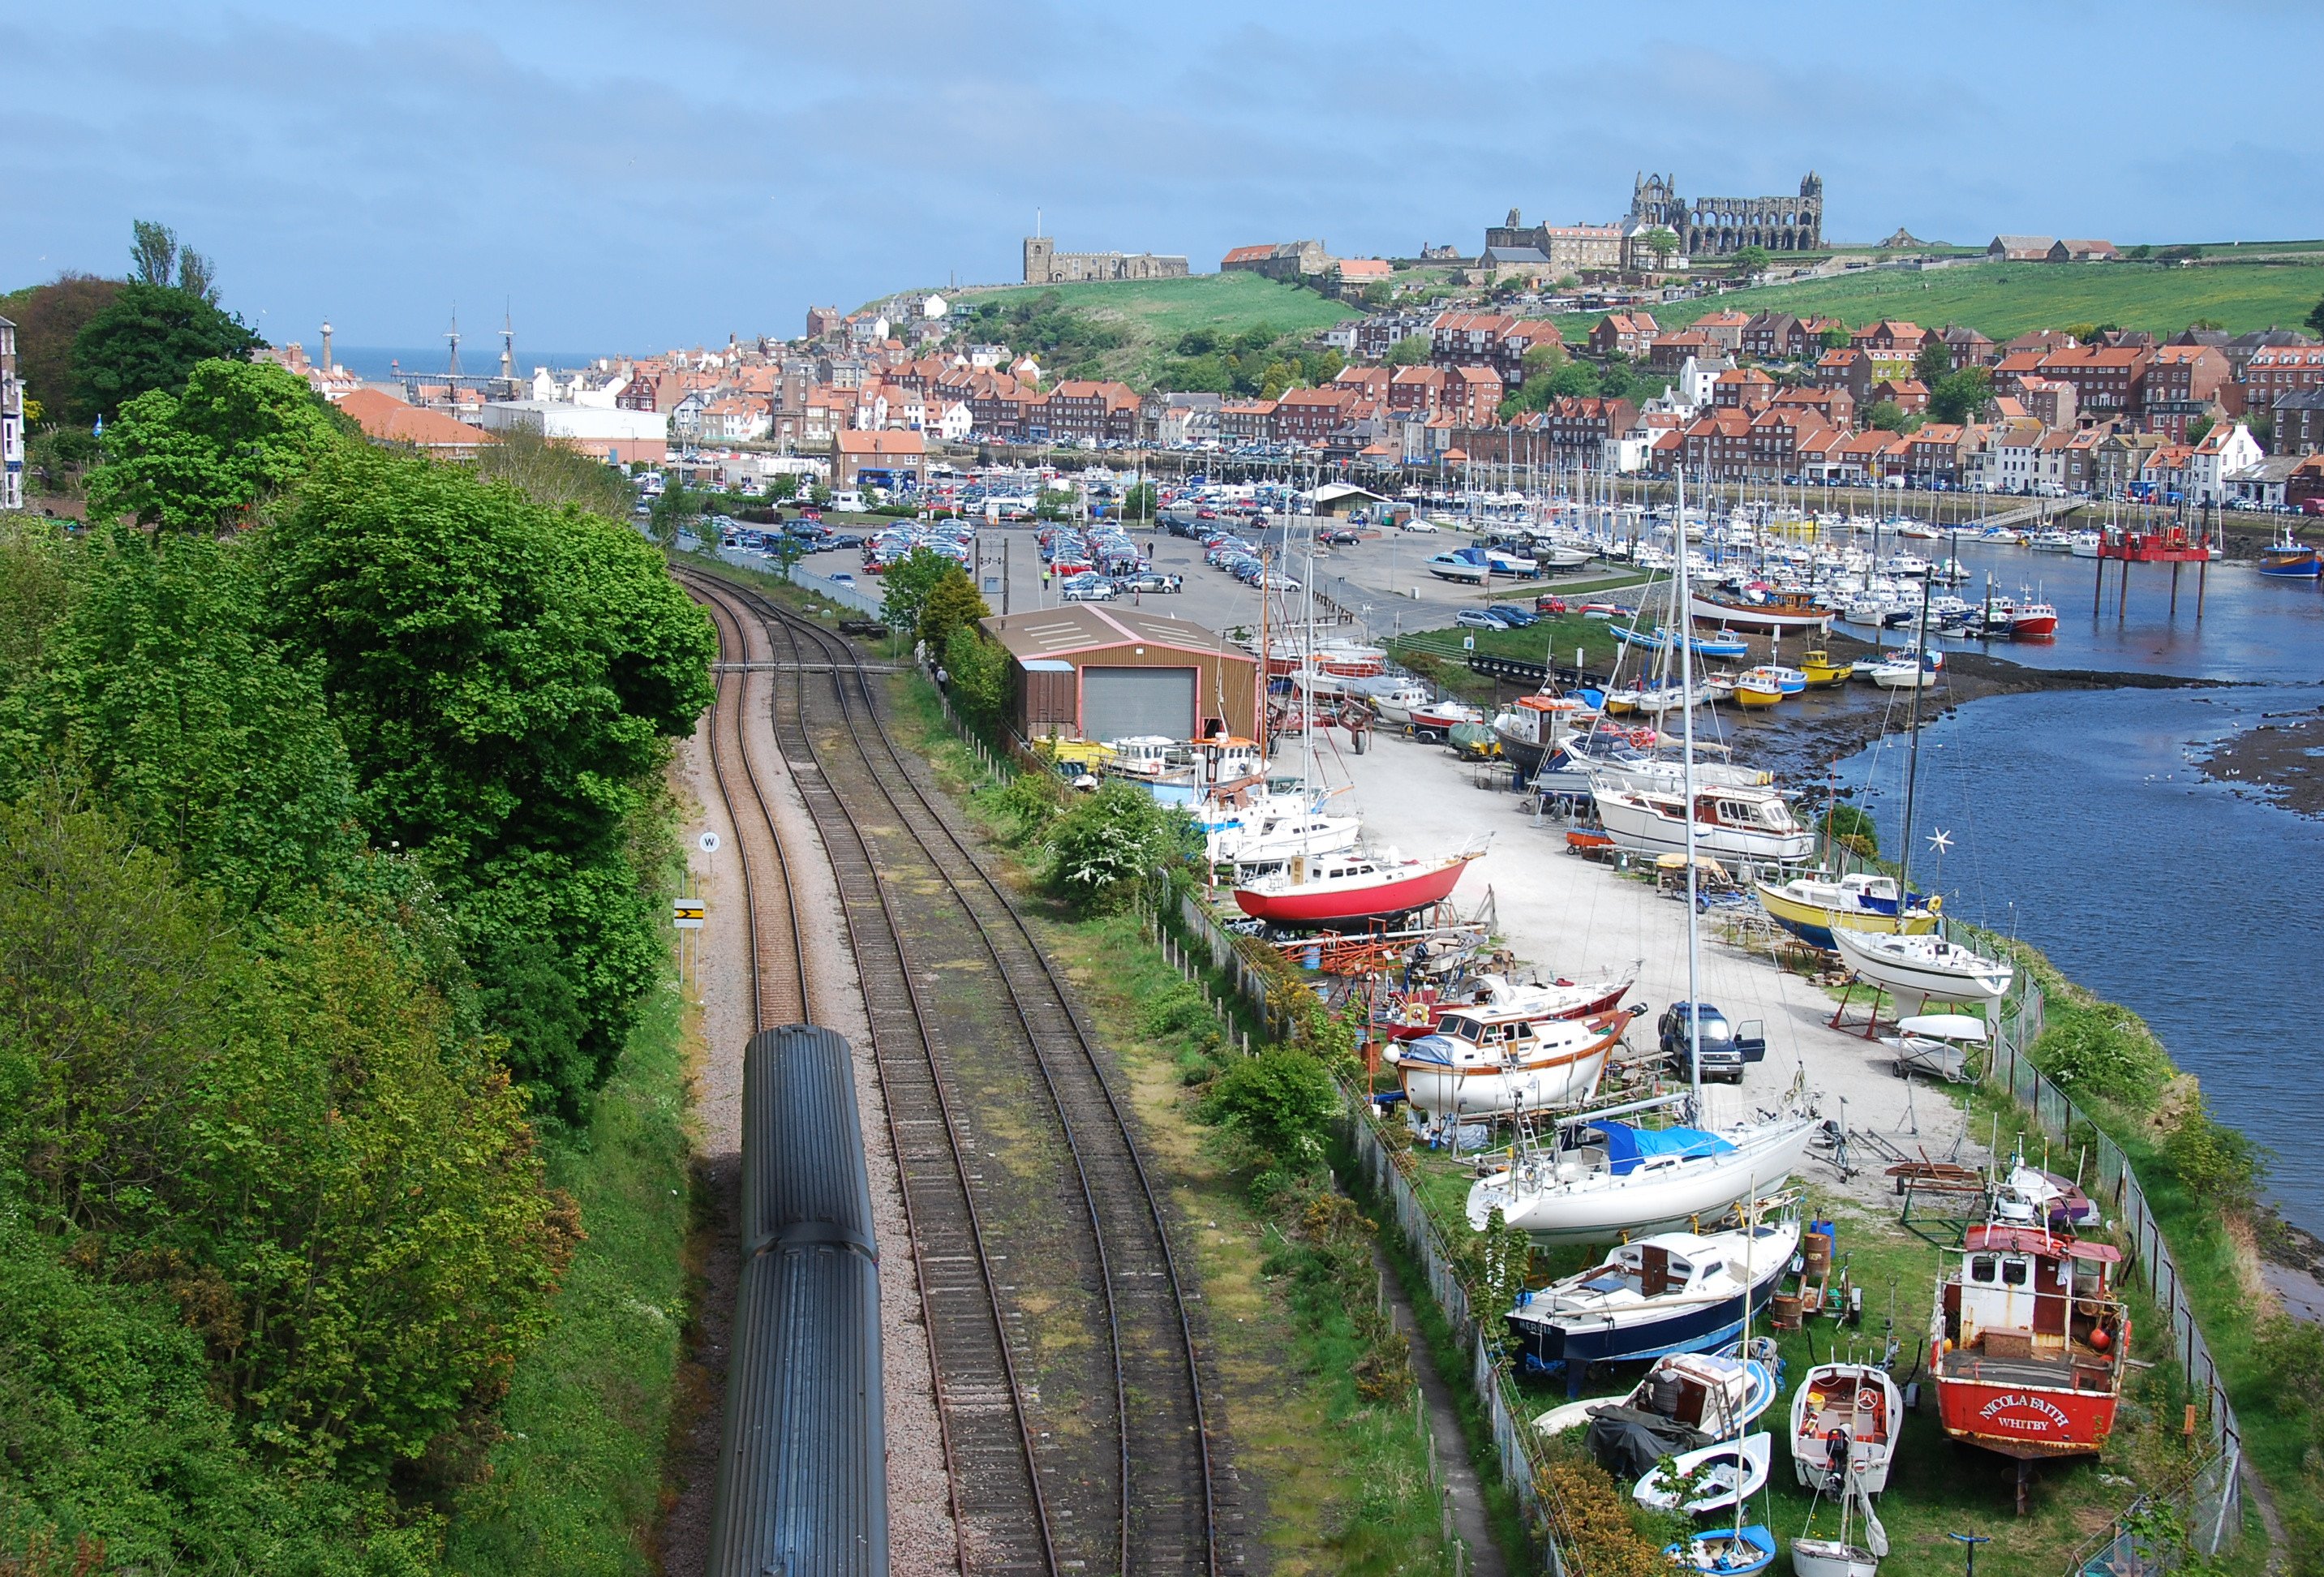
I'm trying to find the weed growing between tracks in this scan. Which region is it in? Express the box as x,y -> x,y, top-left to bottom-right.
446,912 -> 693,1575
891,676 -> 1462,1575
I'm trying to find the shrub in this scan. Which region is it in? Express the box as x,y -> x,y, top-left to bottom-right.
1534,1444 -> 1671,1577
2035,1003 -> 2172,1110
1201,1048 -> 1341,1177
1042,780 -> 1196,911
1137,981 -> 1217,1044
2162,1095 -> 2266,1216
982,769 -> 1065,847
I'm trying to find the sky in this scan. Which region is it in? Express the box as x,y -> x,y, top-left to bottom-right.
6,1 -> 2320,355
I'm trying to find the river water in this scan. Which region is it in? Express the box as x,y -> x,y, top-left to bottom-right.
1826,537 -> 2324,1231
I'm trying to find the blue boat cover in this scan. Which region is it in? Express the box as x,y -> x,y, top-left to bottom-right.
1600,1122 -> 1736,1175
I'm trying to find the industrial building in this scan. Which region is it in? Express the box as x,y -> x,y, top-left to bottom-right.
979,606 -> 1259,748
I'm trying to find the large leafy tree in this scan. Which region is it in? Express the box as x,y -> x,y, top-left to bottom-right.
0,273 -> 123,425
264,445 -> 715,1109
84,359 -> 347,531
1927,366 -> 1994,426
71,281 -> 264,422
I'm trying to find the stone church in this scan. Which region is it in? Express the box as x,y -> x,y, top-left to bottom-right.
1627,172 -> 1824,256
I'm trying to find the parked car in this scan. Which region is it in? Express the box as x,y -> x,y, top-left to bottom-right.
1121,571 -> 1182,592
1059,581 -> 1117,601
828,533 -> 866,549
1656,1002 -> 1765,1085
1399,518 -> 1441,533
1534,595 -> 1570,615
1321,526 -> 1362,545
1454,608 -> 1509,630
1485,604 -> 1539,627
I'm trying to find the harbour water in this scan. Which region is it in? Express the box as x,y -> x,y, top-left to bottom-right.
1828,541 -> 2324,1231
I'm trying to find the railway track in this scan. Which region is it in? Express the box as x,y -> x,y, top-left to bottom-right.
678,567 -> 1225,1577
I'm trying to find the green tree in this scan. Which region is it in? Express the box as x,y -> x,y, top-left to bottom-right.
1927,366 -> 1994,426
1121,480 -> 1158,522
84,359 -> 346,532
71,281 -> 264,422
647,479 -> 695,548
264,444 -> 716,1111
1729,245 -> 1772,279
1201,1048 -> 1341,1174
944,625 -> 1009,733
128,218 -> 219,304
2184,414 -> 2215,447
2307,294 -> 2324,339
1360,281 -> 1396,307
0,273 -> 124,425
1385,333 -> 1433,367
1863,398 -> 1906,434
917,564 -> 990,656
1914,338 -> 1952,385
1638,228 -> 1679,269
1043,780 -> 1196,910
1819,324 -> 1852,350
1519,341 -> 1568,385
878,547 -> 960,642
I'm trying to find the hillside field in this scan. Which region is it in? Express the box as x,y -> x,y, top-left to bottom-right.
952,272 -> 1358,382
1556,259 -> 2324,343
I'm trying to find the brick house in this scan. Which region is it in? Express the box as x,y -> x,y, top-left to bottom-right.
1770,385 -> 1855,430
1649,329 -> 1715,372
1043,380 -> 1141,444
1897,423 -> 1974,487
2139,346 -> 2232,415
1218,400 -> 1278,443
2034,345 -> 2152,415
2015,376 -> 2078,431
1869,378 -> 1930,415
1446,365 -> 1506,425
2274,388 -> 2324,453
1590,312 -> 1659,359
2094,431 -> 2166,497
1270,386 -> 1360,446
1693,311 -> 1751,354
1540,396 -> 1639,465
1941,324 -> 1998,367
1429,312 -> 1516,368
1740,312 -> 1802,361
1787,317 -> 1846,360
1388,365 -> 1450,418
2243,344 -> 2324,409
1852,320 -> 1930,356
1710,367 -> 1778,410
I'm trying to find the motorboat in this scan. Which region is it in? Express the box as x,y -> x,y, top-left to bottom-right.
1791,1477 -> 1886,1577
1732,668 -> 1785,707
1878,1012 -> 1987,1081
1349,676 -> 1433,725
1503,1213 -> 1802,1379
1388,1008 -> 1635,1120
1799,650 -> 1854,687
1931,1214 -> 2131,1483
1265,638 -> 1386,677
1666,1526 -> 1776,1575
1534,1348 -> 1778,1441
1865,652 -> 1940,690
1789,1362 -> 1904,1495
1468,1111 -> 1820,1246
1410,698 -> 1486,739
1591,781 -> 1817,862
1687,587 -> 1836,635
1752,873 -> 1939,952
1830,928 -> 2013,1009
2009,599 -> 2059,638
1232,847 -> 1482,930
1490,690 -> 1596,771
1634,1433 -> 1772,1515
1209,806 -> 1364,869
1768,666 -> 1808,695
1990,1153 -> 2099,1231
1379,965 -> 1640,1042
2028,528 -> 2075,553
2259,523 -> 2322,578
1424,549 -> 1491,583
2067,530 -> 2103,558
1105,735 -> 1186,778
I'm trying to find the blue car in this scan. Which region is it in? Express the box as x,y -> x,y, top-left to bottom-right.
1486,604 -> 1540,627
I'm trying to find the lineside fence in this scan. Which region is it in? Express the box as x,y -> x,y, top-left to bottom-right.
781,560 -> 885,617
1983,981 -> 2245,1558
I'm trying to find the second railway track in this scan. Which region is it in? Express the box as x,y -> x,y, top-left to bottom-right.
681,567 -> 1229,1577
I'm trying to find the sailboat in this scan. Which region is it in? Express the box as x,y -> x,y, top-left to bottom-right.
1467,465 -> 1820,1244
1790,1475 -> 1886,1577
1664,1197 -> 1781,1576
1386,1008 -> 1634,1120
1828,578 -> 2014,1012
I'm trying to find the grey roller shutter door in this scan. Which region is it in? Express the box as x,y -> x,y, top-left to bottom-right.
1081,666 -> 1196,741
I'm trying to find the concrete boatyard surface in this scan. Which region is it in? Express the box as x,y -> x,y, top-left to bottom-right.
1283,721 -> 1984,1194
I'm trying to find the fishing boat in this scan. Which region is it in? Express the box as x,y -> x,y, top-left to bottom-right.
2009,599 -> 2059,638
1930,1212 -> 2131,1506
1830,928 -> 2013,1009
1865,651 -> 1941,690
1667,1525 -> 1776,1575
1387,1008 -> 1635,1119
1503,1212 -> 1802,1377
2258,523 -> 2322,578
1752,873 -> 1939,952
1232,847 -> 1482,930
1468,1111 -> 1820,1246
1490,690 -> 1595,771
1799,650 -> 1854,687
1104,735 -> 1186,778
1533,1348 -> 1778,1440
1789,1363 -> 1905,1494
1687,587 -> 1836,635
1634,1433 -> 1772,1515
1591,781 -> 1817,862
1732,667 -> 1786,707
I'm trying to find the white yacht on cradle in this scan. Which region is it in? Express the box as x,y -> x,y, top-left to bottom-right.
1467,1109 -> 1822,1245
1830,927 -> 2013,1010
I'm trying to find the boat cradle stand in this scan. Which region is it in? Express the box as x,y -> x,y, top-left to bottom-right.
1824,978 -> 1891,1041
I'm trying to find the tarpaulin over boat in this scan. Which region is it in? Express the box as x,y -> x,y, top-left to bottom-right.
1599,1123 -> 1736,1175
1585,1406 -> 1709,1478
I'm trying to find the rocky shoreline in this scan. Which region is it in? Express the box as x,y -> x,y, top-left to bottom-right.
2193,703 -> 2324,818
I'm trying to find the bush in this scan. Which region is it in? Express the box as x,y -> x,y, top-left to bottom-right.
2034,1003 -> 2173,1110
1042,780 -> 1196,911
1137,981 -> 1217,1044
1201,1048 -> 1341,1176
1534,1445 -> 1672,1577
2161,1095 -> 2266,1215
982,769 -> 1065,847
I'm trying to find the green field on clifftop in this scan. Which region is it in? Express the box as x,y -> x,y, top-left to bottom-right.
1557,259 -> 2324,342
952,272 -> 1358,382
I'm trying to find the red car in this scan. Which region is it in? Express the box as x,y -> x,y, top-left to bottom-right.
1534,595 -> 1569,614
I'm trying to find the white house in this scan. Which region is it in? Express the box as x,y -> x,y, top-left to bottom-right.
700,396 -> 771,443
1675,354 -> 1729,412
2183,421 -> 2264,505
1,315 -> 22,511
669,390 -> 709,440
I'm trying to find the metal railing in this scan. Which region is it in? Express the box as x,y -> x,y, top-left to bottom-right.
1983,982 -> 2245,1558
782,561 -> 885,617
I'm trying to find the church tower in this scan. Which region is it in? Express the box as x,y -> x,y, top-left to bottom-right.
1023,234 -> 1055,285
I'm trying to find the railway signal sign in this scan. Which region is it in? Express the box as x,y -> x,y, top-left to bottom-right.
698,831 -> 721,853
672,896 -> 706,930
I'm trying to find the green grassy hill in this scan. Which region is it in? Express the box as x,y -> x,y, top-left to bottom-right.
949,273 -> 1357,383
1554,260 -> 2324,343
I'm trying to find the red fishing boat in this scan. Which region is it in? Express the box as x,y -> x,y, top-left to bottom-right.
1232,849 -> 1481,930
1929,1214 -> 2129,1509
2008,600 -> 2059,638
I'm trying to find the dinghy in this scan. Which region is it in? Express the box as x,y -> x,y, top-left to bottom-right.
1789,1363 -> 1904,1495
1533,1349 -> 1776,1439
1633,1433 -> 1772,1515
1665,1526 -> 1776,1575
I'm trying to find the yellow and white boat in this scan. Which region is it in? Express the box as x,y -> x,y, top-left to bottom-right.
1800,649 -> 1854,687
1733,666 -> 1786,707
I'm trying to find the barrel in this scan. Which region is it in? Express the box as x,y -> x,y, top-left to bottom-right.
1770,1292 -> 1804,1330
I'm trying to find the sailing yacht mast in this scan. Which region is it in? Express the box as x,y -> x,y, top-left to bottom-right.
1897,572 -> 1935,904
1677,466 -> 1703,1116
